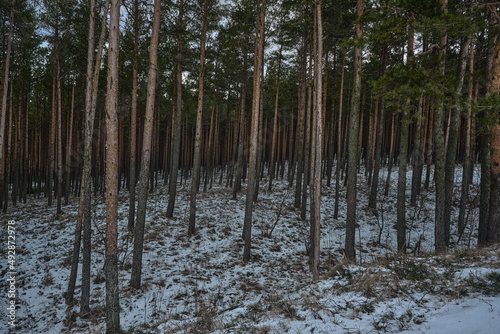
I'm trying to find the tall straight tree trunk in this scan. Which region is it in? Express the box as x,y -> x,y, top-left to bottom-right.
425,100 -> 434,189
204,60 -> 217,192
189,0 -> 209,235
396,15 -> 414,253
326,52 -> 336,188
3,80 -> 13,212
65,73 -> 76,205
301,52 -> 313,221
269,47 -> 282,191
397,104 -> 409,253
48,66 -> 56,207
487,28 -> 500,242
443,36 -> 471,244
243,0 -> 265,262
434,0 -> 448,252
311,1 -> 323,280
458,36 -> 475,241
345,0 -> 363,262
167,0 -> 185,218
56,59 -> 63,215
130,0 -> 160,289
128,0 -> 139,232
293,46 -> 307,207
0,0 -> 15,210
410,95 -> 424,207
233,49 -> 248,199
334,54 -> 345,219
368,43 -> 387,209
104,0 -> 120,331
66,0 -> 109,310
384,112 -> 396,196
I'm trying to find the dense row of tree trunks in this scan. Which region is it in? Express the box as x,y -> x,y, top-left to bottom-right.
3,0 -> 500,315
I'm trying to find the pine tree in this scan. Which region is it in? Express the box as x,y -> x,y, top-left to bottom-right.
130,0 -> 161,289
104,0 -> 120,331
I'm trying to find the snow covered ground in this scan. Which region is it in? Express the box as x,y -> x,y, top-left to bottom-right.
1,166 -> 499,333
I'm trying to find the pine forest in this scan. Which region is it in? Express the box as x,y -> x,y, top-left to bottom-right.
1,0 -> 500,333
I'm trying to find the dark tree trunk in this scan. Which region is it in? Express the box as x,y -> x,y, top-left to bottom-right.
345,0 -> 363,262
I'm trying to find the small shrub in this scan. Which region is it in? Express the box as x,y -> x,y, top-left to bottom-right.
393,261 -> 433,282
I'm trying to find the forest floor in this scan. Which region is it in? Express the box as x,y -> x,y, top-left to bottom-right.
1,166 -> 500,333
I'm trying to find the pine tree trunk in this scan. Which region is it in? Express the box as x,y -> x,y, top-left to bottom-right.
410,95 -> 424,207
167,0 -> 185,218
189,0 -> 208,235
345,0 -> 363,262
434,0 -> 448,252
334,54 -> 345,219
65,73 -> 75,205
104,0 -> 120,331
311,2 -> 323,280
269,48 -> 281,191
130,0 -> 160,289
458,37 -> 475,241
128,0 -> 139,232
233,50 -> 248,199
301,52 -> 313,221
66,0 -> 109,308
56,59 -> 63,215
443,36 -> 471,244
487,29 -> 500,243
0,0 -> 14,210
294,47 -> 307,207
48,68 -> 56,207
243,0 -> 265,262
